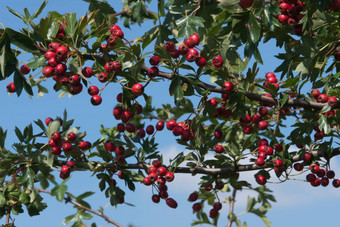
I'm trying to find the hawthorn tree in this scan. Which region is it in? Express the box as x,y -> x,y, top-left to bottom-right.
0,0 -> 339,226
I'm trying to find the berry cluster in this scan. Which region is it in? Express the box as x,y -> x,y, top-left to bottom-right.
146,33 -> 223,79
187,180 -> 225,219
56,20 -> 67,40
278,0 -> 304,35
294,162 -> 340,188
45,117 -> 91,179
142,161 -> 177,209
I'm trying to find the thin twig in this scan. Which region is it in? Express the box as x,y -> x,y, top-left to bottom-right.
35,187 -> 123,227
227,188 -> 237,227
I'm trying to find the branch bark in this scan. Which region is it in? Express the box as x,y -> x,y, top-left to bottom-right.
35,187 -> 123,227
227,188 -> 237,227
109,147 -> 340,175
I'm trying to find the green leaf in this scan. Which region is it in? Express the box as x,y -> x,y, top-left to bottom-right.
51,183 -> 68,202
23,168 -> 35,189
15,126 -> 24,142
248,13 -> 261,43
5,28 -> 39,53
64,13 -> 78,37
47,21 -> 59,40
7,7 -> 24,19
318,115 -> 331,134
27,56 -> 46,70
46,120 -> 61,139
32,0 -> 48,19
169,76 -> 184,106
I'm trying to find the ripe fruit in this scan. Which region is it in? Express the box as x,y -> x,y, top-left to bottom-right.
152,194 -> 160,203
149,56 -> 160,66
166,120 -> 177,130
104,62 -> 114,73
156,121 -> 165,131
243,125 -> 254,134
146,125 -> 155,135
195,56 -> 206,67
192,203 -> 202,212
213,202 -> 222,211
66,160 -> 75,169
188,192 -> 199,202
214,129 -> 223,139
239,0 -> 254,8
69,74 -> 81,85
6,82 -> 16,93
328,96 -> 338,107
293,163 -> 303,171
311,89 -> 320,98
136,128 -> 146,138
258,121 -> 268,130
255,175 -> 267,185
43,66 -> 55,77
178,44 -> 189,55
190,33 -> 200,46
209,209 -> 219,219
273,159 -> 283,167
212,56 -> 223,67
98,72 -> 108,83
327,170 -> 335,179
213,144 -> 224,153
165,172 -> 175,182
20,65 -> 30,75
61,165 -> 70,174
126,123 -> 136,133
166,198 -> 178,209
67,132 -> 76,141
91,95 -> 102,106
51,146 -> 61,155
157,167 -> 167,176
148,67 -> 159,77
88,86 -> 99,96
256,157 -> 265,166
112,60 -> 122,72
131,83 -> 144,96
62,142 -> 72,152
273,143 -> 283,152
317,94 -> 328,103
303,152 -> 312,163
104,141 -> 116,152
164,41 -> 175,52
258,106 -> 268,117
82,67 -> 93,78
223,81 -> 234,93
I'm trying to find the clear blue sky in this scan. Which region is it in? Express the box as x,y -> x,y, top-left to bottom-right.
1,1 -> 340,226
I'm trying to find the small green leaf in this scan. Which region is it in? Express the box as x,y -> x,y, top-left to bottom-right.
46,120 -> 61,139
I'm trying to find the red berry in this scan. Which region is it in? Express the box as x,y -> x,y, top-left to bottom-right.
212,56 -> 223,67
115,146 -> 125,155
62,142 -> 72,152
116,93 -> 123,102
51,146 -> 62,155
44,51 -> 56,60
223,81 -> 234,93
125,123 -> 136,133
166,198 -> 178,209
82,67 -> 93,78
243,124 -> 254,134
91,95 -> 102,106
188,192 -> 199,202
252,114 -> 262,124
146,125 -> 155,135
293,163 -> 303,171
149,56 -> 160,66
20,65 -> 31,75
157,167 -> 167,176
165,172 -> 175,182
178,44 -> 189,55
88,86 -> 99,96
258,106 -> 268,117
213,144 -> 224,153
239,0 -> 254,8
131,83 -> 144,96
67,132 -> 77,141
273,143 -> 283,152
209,209 -> 219,219
152,160 -> 162,168
155,121 -> 164,131
117,123 -> 125,132
328,96 -> 338,107
190,33 -> 200,46
69,74 -> 81,85
61,165 -> 70,174
112,60 -> 122,72
214,129 -> 223,139
98,72 -> 108,83
317,94 -> 328,103
327,170 -> 335,179
166,120 -> 177,130
192,203 -> 202,212
311,89 -> 320,99
164,41 -> 175,52
152,194 -> 160,203
136,128 -> 146,138
213,202 -> 222,211
273,159 -> 283,167
104,141 -> 116,152
303,152 -> 312,163
255,175 -> 267,185
6,82 -> 16,93
43,66 -> 55,77
258,121 -> 268,130
256,157 -> 265,166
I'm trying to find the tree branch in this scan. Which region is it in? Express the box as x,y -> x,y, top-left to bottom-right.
35,187 -> 123,227
227,188 -> 237,227
109,147 -> 340,175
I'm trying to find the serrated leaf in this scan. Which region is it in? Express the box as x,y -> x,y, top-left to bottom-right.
6,28 -> 39,53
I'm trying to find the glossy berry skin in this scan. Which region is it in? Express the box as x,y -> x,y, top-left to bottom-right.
193,203 -> 202,212
209,209 -> 219,219
243,124 -> 254,134
143,177 -> 152,186
51,132 -> 61,142
45,117 -> 53,126
115,146 -> 125,155
6,82 -> 16,93
273,159 -> 283,167
69,74 -> 81,85
273,143 -> 283,152
44,51 -> 56,60
66,160 -> 75,169
212,56 -> 223,67
131,83 -> 144,96
328,96 -> 338,107
257,138 -> 268,147
190,33 -> 200,46
61,165 -> 70,174
303,152 -> 312,163
156,121 -> 165,131
98,73 -> 108,83
258,106 -> 268,117
152,194 -> 160,203
293,163 -> 303,171
213,202 -> 222,211
91,95 -> 102,106
165,172 -> 175,182
166,198 -> 178,209
88,86 -> 99,96
179,44 -> 189,55
256,157 -> 265,166
48,42 -> 61,52
317,94 -> 328,103
172,126 -> 184,136
170,49 -> 180,58
67,132 -> 77,141
125,123 -> 136,133
195,56 -> 206,67
20,65 -> 30,75
166,120 -> 177,130
104,62 -> 114,73
149,56 -> 160,65
62,142 -> 72,152
164,41 -> 175,52
104,141 -> 116,152
51,146 -> 62,155
223,81 -> 234,93
214,129 -> 223,139
188,192 -> 199,202
152,160 -> 162,168
136,128 -> 146,138
148,67 -> 159,78
255,175 -> 267,185
311,89 -> 320,98
258,121 -> 268,130
43,66 -> 55,77
239,0 -> 254,8
157,167 -> 167,176
112,60 -> 122,72
146,125 -> 155,135
184,37 -> 196,48
82,67 -> 93,78
327,170 -> 335,179
213,144 -> 224,153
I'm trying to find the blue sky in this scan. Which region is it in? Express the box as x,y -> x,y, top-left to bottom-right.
1,0 -> 340,226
